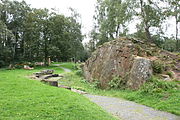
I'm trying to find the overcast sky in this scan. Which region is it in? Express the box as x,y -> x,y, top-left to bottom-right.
16,0 -> 96,42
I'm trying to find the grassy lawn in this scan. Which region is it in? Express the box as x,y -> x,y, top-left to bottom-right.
59,63 -> 180,115
0,65 -> 117,120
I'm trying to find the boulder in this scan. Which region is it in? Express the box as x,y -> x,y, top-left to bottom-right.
127,56 -> 152,89
34,72 -> 43,77
83,38 -> 154,89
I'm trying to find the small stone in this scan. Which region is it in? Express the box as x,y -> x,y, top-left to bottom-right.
161,74 -> 171,81
58,85 -> 71,90
40,69 -> 54,75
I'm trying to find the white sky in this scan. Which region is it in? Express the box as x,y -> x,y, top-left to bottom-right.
16,0 -> 97,43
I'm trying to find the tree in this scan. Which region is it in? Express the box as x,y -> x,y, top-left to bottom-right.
0,0 -> 86,66
0,20 -> 15,66
164,0 -> 180,51
92,0 -> 133,46
132,0 -> 165,42
0,0 -> 31,62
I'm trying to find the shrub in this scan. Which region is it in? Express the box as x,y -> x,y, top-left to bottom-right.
152,60 -> 164,74
91,79 -> 101,89
108,76 -> 126,89
140,77 -> 178,95
75,69 -> 83,76
166,71 -> 173,78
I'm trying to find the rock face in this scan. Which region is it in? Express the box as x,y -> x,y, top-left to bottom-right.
83,38 -> 154,89
127,56 -> 152,89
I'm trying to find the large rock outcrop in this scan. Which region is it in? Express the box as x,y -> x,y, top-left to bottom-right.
83,38 -> 180,89
83,37 -> 180,89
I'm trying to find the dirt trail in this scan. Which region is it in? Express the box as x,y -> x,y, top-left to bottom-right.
85,94 -> 180,120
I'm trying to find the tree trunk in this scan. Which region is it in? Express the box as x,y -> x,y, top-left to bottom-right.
44,37 -> 48,66
116,24 -> 120,38
109,33 -> 114,40
140,0 -> 153,43
145,27 -> 153,42
175,13 -> 179,51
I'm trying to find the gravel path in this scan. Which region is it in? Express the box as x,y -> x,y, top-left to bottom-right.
60,67 -> 72,73
85,94 -> 180,120
52,64 -> 72,73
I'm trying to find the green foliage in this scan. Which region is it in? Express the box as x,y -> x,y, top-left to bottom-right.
162,39 -> 178,52
166,71 -> 173,78
91,0 -> 179,52
91,79 -> 101,89
75,69 -> 83,76
74,64 -> 84,77
140,77 -> 178,95
0,0 -> 87,66
90,0 -> 133,46
152,60 -> 164,74
108,76 -> 126,89
0,60 -> 6,68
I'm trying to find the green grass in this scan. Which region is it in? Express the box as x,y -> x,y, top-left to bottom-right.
59,62 -> 77,71
59,63 -> 180,115
0,66 -> 117,120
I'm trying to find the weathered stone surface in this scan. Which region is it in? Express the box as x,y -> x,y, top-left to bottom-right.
161,74 -> 171,81
58,85 -> 71,90
34,69 -> 54,77
41,69 -> 54,74
127,56 -> 152,89
44,74 -> 59,79
41,79 -> 58,87
83,38 -> 154,89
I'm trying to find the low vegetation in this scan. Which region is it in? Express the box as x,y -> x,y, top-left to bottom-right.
60,63 -> 180,115
0,65 -> 117,120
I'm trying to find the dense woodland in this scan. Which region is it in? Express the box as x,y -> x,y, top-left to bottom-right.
0,0 -> 87,67
0,0 -> 180,67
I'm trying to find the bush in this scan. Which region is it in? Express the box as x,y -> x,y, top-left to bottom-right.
152,60 -> 164,74
140,77 -> 178,95
74,63 -> 84,77
91,79 -> 101,89
166,71 -> 173,78
75,69 -> 83,76
108,76 -> 126,89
